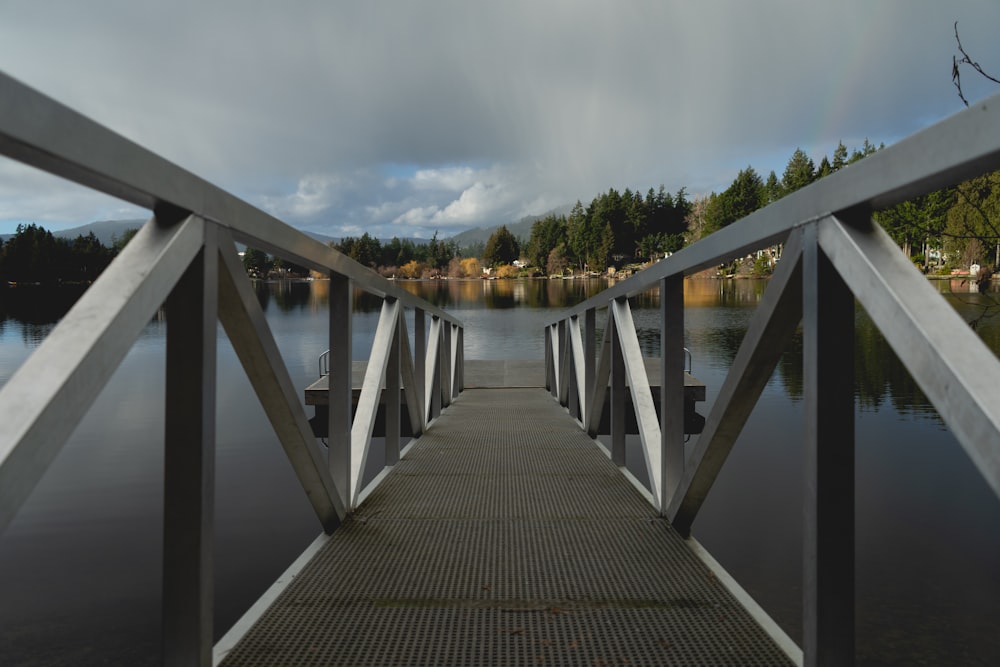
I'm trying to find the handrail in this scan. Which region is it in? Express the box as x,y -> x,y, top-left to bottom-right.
0,70 -> 464,665
544,92 -> 1000,665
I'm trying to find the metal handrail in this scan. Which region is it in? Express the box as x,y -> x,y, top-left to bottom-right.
543,92 -> 1000,665
0,70 -> 465,665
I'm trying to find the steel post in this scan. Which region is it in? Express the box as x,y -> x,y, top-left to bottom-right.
162,228 -> 217,667
802,224 -> 855,666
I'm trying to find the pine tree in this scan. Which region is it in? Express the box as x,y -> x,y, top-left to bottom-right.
782,148 -> 816,193
482,225 -> 520,267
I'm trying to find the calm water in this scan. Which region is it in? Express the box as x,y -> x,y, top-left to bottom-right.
0,277 -> 998,665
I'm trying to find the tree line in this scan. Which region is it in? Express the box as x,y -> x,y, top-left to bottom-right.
513,139 -> 1000,278
8,139 -> 998,285
0,223 -> 137,284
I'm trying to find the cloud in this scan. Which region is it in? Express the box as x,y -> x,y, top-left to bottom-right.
259,173 -> 352,220
0,1 -> 998,237
411,167 -> 478,192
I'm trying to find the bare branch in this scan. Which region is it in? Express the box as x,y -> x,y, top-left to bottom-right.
953,21 -> 1000,107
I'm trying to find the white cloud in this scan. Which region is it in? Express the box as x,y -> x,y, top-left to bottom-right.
411,166 -> 478,191
393,206 -> 440,227
259,173 -> 350,220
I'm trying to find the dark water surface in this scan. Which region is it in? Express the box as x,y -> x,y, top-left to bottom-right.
0,278 -> 998,665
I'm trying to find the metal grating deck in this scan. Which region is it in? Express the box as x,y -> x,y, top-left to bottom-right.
218,388 -> 794,666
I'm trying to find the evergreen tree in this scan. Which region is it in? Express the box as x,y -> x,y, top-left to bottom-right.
482,225 -> 520,267
764,170 -> 783,204
705,167 -> 766,234
526,215 -> 567,269
782,148 -> 816,193
817,156 -> 833,179
831,141 -> 849,171
242,247 -> 271,277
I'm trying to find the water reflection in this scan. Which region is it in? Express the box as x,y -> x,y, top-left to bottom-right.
1,276 -> 999,665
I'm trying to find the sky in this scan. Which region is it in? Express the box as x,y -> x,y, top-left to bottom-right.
0,1 -> 999,240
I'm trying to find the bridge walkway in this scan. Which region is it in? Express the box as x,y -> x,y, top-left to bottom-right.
216,387 -> 793,665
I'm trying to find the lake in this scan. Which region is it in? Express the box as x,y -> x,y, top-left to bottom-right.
0,277 -> 998,665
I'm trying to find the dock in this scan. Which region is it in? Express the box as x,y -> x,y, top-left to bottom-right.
216,386 -> 794,665
303,359 -> 707,437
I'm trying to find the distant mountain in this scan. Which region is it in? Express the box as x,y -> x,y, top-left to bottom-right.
0,209 -> 573,251
447,205 -> 573,248
41,219 -> 147,246
0,219 -> 341,249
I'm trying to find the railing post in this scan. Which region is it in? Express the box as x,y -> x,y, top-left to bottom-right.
802,224 -> 855,666
456,326 -> 465,393
609,302 -> 626,467
557,319 -> 569,406
584,308 -> 596,426
414,308 -> 426,430
328,272 -> 352,511
660,275 -> 685,511
545,325 -> 556,396
568,315 -> 580,421
162,227 -> 217,667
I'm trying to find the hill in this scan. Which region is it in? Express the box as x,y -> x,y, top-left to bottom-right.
0,219 -> 340,248
447,205 -> 573,248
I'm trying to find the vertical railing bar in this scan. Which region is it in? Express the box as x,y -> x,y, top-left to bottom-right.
558,319 -> 570,407
456,326 -> 465,393
584,308 -> 596,427
802,223 -> 855,665
544,325 -> 553,393
328,273 -> 352,511
660,274 -> 685,512
414,308 -> 427,431
162,224 -> 217,667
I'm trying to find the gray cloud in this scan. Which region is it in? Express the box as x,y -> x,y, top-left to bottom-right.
0,1 -> 998,237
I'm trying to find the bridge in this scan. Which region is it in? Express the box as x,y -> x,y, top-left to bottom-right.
0,70 -> 999,665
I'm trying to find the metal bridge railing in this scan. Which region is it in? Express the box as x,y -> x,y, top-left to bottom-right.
0,71 -> 464,665
544,91 -> 1000,665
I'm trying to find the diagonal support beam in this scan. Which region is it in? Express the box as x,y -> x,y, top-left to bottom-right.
587,327 -> 612,438
216,231 -> 346,530
668,229 -> 805,535
819,215 -> 1000,498
611,298 -> 664,509
351,299 -> 401,505
397,312 -> 423,437
569,316 -> 587,421
0,215 -> 204,536
425,317 -> 442,423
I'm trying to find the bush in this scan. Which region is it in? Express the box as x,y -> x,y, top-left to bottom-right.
495,264 -> 519,279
